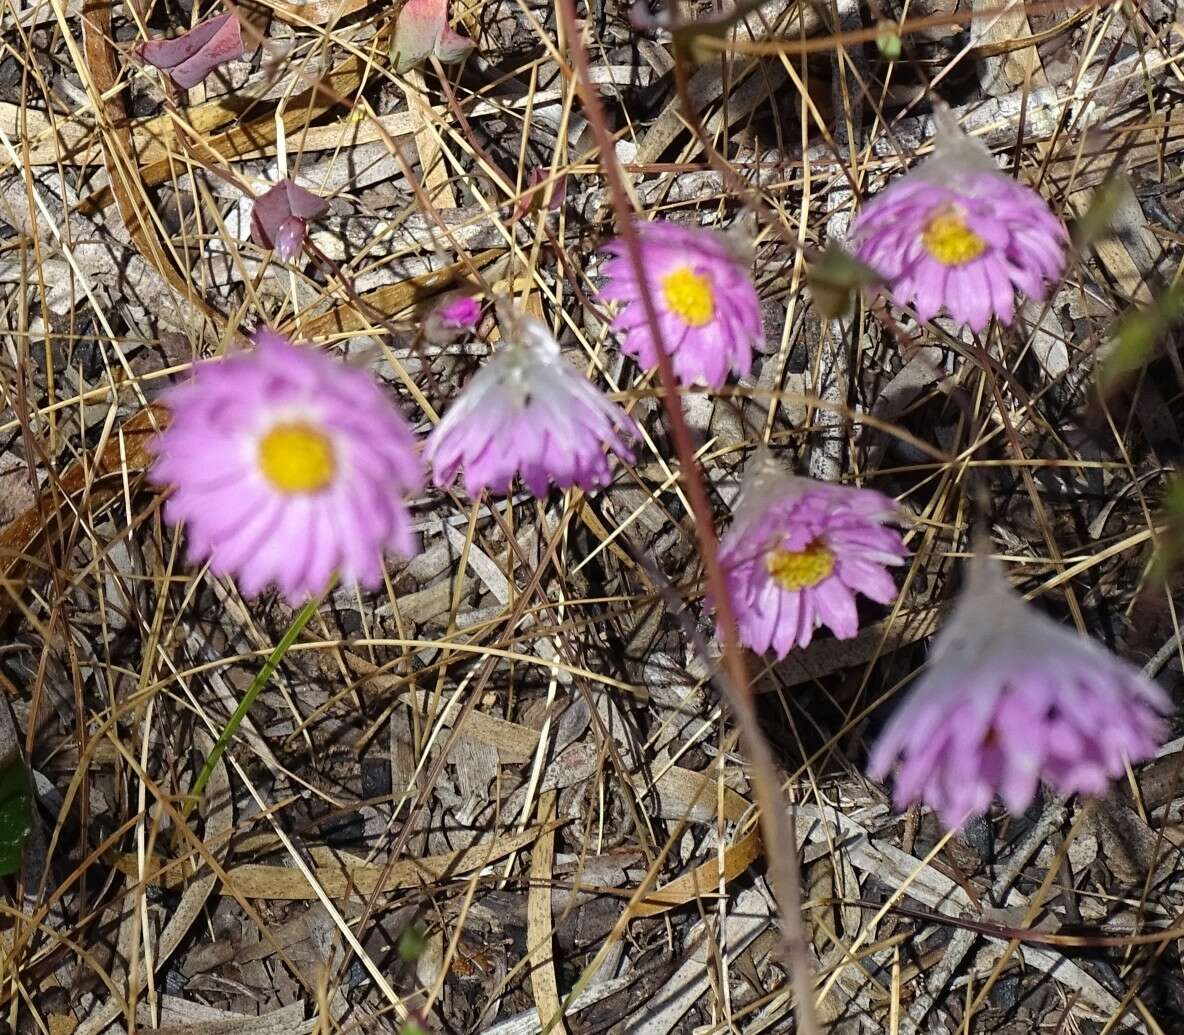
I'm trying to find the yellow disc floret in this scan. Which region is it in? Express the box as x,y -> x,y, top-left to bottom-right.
258,422 -> 336,494
766,540 -> 836,591
661,266 -> 716,327
922,209 -> 986,266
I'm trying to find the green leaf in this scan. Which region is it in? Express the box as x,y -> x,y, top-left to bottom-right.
0,753 -> 32,876
1099,281 -> 1184,394
1164,477 -> 1184,518
397,923 -> 427,963
1071,174 -> 1129,249
807,242 -> 882,319
876,22 -> 902,61
1155,476 -> 1184,578
670,0 -> 772,64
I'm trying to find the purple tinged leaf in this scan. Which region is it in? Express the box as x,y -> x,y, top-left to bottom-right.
511,167 -> 566,224
284,181 -> 331,220
250,179 -> 329,262
435,24 -> 475,63
391,0 -> 473,73
136,13 -> 244,90
391,0 -> 438,71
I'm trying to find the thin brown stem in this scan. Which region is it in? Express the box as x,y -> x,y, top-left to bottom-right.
554,4 -> 820,1031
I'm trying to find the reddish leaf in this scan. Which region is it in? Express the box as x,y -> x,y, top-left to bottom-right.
135,12 -> 244,90
510,168 -> 567,225
434,24 -> 474,63
250,179 -> 329,262
391,0 -> 474,73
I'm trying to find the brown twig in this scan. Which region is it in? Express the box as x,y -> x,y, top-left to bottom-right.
554,4 -> 820,1032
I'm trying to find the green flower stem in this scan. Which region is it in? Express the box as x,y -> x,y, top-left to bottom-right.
184,593 -> 321,817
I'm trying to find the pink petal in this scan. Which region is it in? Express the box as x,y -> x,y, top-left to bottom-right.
813,577 -> 858,639
436,295 -> 481,328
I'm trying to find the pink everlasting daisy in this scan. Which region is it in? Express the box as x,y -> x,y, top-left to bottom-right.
250,179 -> 329,263
425,315 -> 637,497
850,107 -> 1067,332
716,456 -> 907,657
151,330 -> 423,602
598,221 -> 764,388
868,558 -> 1171,830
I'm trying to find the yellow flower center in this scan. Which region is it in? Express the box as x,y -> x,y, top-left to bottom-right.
766,540 -> 836,591
661,266 -> 715,327
258,422 -> 336,494
922,209 -> 986,266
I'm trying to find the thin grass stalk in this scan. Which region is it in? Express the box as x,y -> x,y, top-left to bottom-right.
553,4 -> 820,1031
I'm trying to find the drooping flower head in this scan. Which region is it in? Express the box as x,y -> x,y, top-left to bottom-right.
136,13 -> 244,90
150,330 -> 423,602
250,179 -> 329,263
425,314 -> 637,498
391,0 -> 475,72
598,221 -> 764,388
716,455 -> 908,657
850,105 -> 1067,332
868,557 -> 1171,830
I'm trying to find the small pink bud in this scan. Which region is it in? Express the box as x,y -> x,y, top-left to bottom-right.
439,295 -> 480,327
425,294 -> 481,343
273,217 -> 307,262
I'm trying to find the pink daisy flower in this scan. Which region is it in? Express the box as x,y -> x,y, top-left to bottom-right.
868,558 -> 1171,830
250,179 -> 329,263
716,456 -> 908,657
850,108 -> 1067,333
150,330 -> 423,602
425,315 -> 637,497
597,221 -> 764,388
